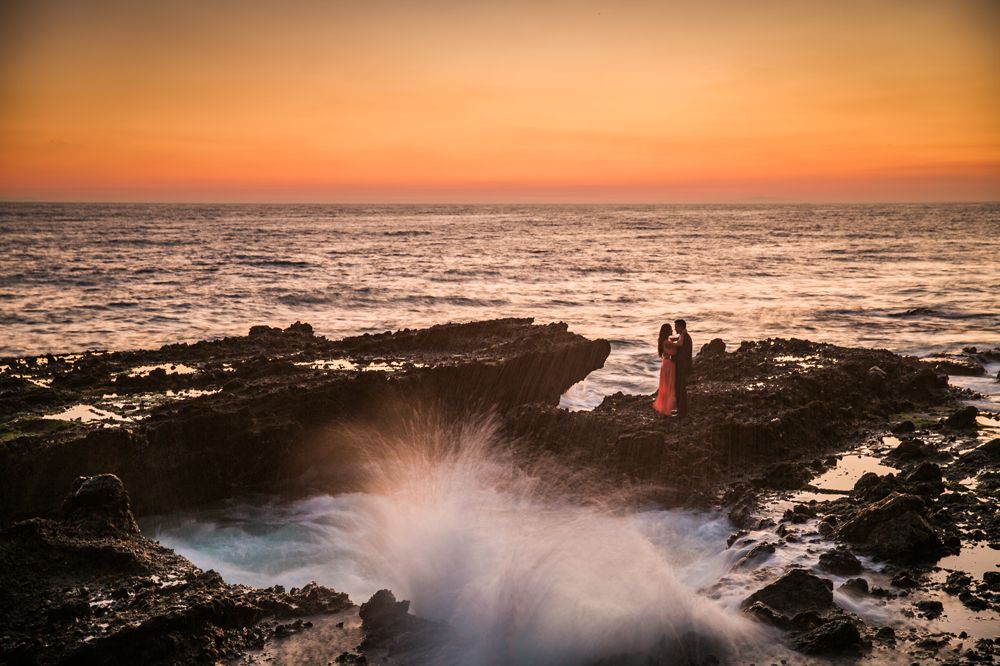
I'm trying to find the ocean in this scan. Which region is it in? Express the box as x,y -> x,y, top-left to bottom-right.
2,202 -> 998,406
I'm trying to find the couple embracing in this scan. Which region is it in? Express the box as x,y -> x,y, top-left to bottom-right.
653,318 -> 692,418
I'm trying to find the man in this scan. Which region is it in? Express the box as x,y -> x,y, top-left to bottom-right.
673,319 -> 692,418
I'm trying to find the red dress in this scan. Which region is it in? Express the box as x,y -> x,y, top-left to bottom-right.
653,348 -> 677,415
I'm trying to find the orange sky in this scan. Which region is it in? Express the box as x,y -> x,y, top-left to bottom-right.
1,0 -> 998,203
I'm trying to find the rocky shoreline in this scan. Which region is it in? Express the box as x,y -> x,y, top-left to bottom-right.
1,320 -> 997,664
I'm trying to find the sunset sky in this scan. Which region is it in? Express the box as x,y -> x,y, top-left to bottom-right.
1,0 -> 998,203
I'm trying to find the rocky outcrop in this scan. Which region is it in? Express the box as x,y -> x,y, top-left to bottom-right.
0,475 -> 352,665
0,319 -> 610,521
740,568 -> 834,621
835,492 -> 947,562
504,337 -> 953,505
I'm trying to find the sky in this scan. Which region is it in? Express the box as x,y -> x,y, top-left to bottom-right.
1,0 -> 998,203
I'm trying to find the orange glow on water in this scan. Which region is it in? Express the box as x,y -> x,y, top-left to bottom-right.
1,0 -> 998,202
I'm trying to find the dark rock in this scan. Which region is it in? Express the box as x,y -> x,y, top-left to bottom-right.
818,547 -> 862,575
891,420 -> 915,434
891,571 -> 920,588
759,462 -> 812,490
836,492 -> 946,562
61,474 -> 139,534
792,618 -> 864,656
944,571 -> 973,594
874,626 -> 895,642
886,438 -> 932,462
852,472 -> 899,503
740,569 -> 834,618
840,578 -> 869,595
915,599 -> 944,618
983,571 -> 1000,591
921,356 -> 986,377
945,405 -> 979,429
0,477 -> 352,665
697,338 -> 726,357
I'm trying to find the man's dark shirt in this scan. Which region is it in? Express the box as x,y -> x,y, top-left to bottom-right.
676,331 -> 693,374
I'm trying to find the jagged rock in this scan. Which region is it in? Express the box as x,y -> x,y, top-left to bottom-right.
840,578 -> 869,595
61,473 -> 140,534
358,589 -> 444,656
915,599 -> 944,618
740,569 -> 834,619
758,462 -> 812,490
983,571 -> 1000,591
698,338 -> 726,357
818,547 -> 862,575
792,618 -> 864,655
945,405 -> 979,429
886,438 -> 932,463
891,420 -> 915,434
836,492 -> 946,562
1,319 -> 611,521
921,356 -> 986,377
852,472 -> 899,503
0,477 -> 352,664
903,461 -> 945,496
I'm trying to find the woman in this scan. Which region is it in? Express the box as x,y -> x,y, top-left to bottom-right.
653,323 -> 681,416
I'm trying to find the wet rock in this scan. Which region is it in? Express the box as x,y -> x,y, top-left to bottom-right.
851,472 -> 899,503
886,438 -> 932,463
874,626 -> 895,642
792,618 -> 864,656
983,571 -> 1000,591
1,319 -> 611,522
697,338 -> 726,357
818,547 -> 862,575
944,571 -> 973,594
735,541 -> 776,567
945,405 -> 979,429
902,461 -> 945,496
740,569 -> 834,618
836,492 -> 946,562
358,589 -> 443,656
891,571 -> 921,588
840,577 -> 869,595
0,477 -> 352,665
758,462 -> 812,490
891,420 -> 916,434
915,599 -> 944,618
62,474 -> 139,534
921,356 -> 986,377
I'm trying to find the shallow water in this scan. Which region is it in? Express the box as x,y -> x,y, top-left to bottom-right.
3,203 -> 998,407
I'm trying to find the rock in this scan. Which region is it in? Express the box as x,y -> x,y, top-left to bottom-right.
891,571 -> 920,588
357,589 -> 444,656
698,338 -> 726,357
983,571 -> 1000,591
840,578 -> 869,595
0,477 -> 352,665
921,356 -> 986,377
740,569 -> 834,618
885,438 -> 932,462
915,599 -> 944,618
759,462 -> 812,490
902,461 -> 945,497
61,474 -> 139,534
891,420 -> 915,434
792,618 -> 864,656
945,405 -> 979,429
818,547 -> 862,575
1,319 -> 611,522
835,492 -> 946,562
852,472 -> 899,503
874,626 -> 895,642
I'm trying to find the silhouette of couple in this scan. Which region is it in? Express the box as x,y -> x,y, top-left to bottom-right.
653,319 -> 692,418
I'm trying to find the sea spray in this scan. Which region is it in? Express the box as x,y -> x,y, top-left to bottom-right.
147,411 -> 762,664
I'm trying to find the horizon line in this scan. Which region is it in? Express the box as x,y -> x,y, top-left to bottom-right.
2,199 -> 998,207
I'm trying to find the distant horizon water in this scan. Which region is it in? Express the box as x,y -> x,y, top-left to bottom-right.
3,202 -> 998,404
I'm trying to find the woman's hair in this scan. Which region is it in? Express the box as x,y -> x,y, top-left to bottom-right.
657,323 -> 673,357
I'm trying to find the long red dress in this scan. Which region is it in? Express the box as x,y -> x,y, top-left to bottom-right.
653,344 -> 678,415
